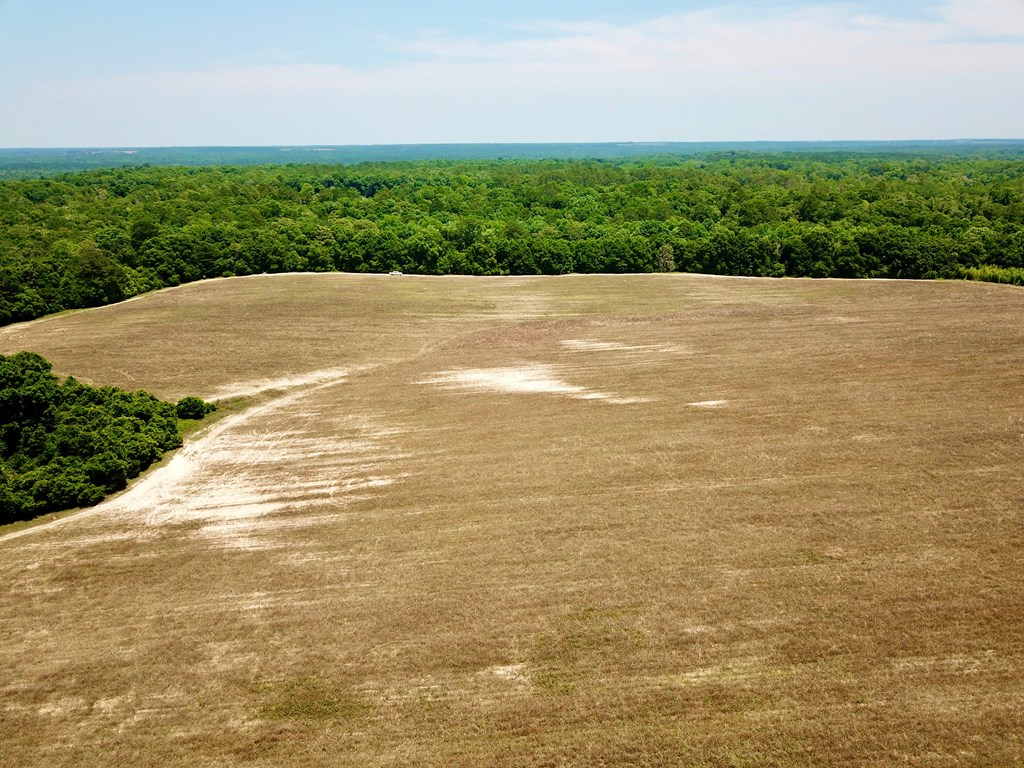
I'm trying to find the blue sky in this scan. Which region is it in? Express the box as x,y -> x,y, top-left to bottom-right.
1,0 -> 1021,147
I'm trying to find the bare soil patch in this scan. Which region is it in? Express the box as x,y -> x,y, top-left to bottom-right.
420,364 -> 650,404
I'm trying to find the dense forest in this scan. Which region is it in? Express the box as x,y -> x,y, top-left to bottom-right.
1,152 -> 1023,324
0,352 -> 215,524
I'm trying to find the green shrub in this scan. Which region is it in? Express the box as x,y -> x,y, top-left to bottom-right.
175,396 -> 217,420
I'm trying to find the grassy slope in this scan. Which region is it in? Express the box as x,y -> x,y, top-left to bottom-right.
1,273 -> 1023,766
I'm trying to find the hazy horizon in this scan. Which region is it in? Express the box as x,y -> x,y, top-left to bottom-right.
4,138 -> 1024,151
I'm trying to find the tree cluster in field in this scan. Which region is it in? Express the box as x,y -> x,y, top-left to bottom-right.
1,153 -> 1023,324
0,352 -> 216,524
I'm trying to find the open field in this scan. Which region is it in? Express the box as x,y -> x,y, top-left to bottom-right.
2,273 -> 1023,766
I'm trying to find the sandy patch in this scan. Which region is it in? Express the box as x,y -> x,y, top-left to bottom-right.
488,663 -> 529,685
670,656 -> 769,685
828,316 -> 865,324
560,339 -> 689,354
420,365 -> 650,405
208,368 -> 348,401
423,366 -> 586,396
119,379 -> 403,547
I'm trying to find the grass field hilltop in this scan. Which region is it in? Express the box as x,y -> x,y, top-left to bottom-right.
1,272 -> 1022,766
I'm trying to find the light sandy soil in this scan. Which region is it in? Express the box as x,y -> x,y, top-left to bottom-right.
2,273 -> 1023,767
207,368 -> 350,402
420,364 -> 651,404
560,338 -> 690,354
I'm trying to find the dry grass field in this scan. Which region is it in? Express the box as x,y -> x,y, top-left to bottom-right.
1,273 -> 1023,767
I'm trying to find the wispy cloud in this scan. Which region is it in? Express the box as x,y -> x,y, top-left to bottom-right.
392,3 -> 1021,78
3,2 -> 1022,145
935,0 -> 1024,38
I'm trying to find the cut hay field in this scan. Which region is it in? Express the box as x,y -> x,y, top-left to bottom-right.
2,273 -> 1023,767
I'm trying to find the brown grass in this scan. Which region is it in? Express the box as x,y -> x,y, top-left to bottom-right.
2,273 -> 1023,766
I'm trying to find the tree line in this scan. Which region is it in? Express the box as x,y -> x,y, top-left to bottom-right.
1,153 -> 1023,324
0,351 -> 215,524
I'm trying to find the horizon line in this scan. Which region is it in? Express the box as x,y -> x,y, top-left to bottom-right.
4,138 -> 1024,152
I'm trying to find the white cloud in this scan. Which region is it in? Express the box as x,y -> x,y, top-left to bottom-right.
396,3 -> 1021,79
3,2 -> 1022,145
936,0 -> 1024,38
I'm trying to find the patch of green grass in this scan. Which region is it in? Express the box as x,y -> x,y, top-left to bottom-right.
0,506 -> 78,537
258,677 -> 370,723
533,669 -> 577,697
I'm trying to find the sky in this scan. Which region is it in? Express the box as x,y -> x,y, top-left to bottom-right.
0,0 -> 1022,147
